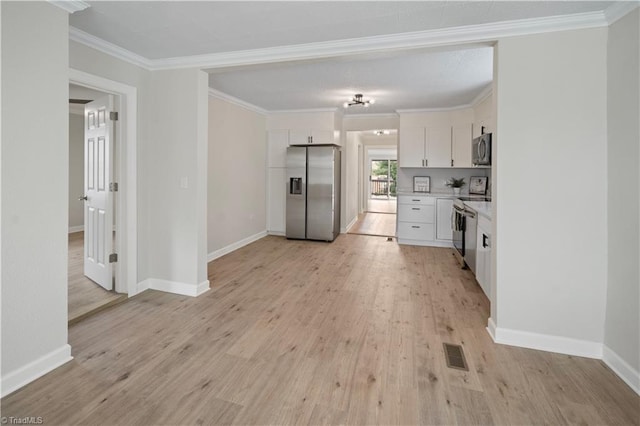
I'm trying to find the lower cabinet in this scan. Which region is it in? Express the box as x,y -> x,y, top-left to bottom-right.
267,168 -> 286,234
397,195 -> 452,247
475,214 -> 492,300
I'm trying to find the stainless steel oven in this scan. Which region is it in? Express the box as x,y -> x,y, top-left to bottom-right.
452,199 -> 477,272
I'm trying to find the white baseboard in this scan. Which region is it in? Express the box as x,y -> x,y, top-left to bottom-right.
490,325 -> 602,359
341,216 -> 359,234
1,344 -> 73,398
397,239 -> 452,248
68,225 -> 84,234
603,345 -> 640,395
137,278 -> 210,297
267,231 -> 285,237
207,230 -> 267,262
486,317 -> 497,340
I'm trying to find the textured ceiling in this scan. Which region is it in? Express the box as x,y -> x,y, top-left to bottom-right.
69,1 -> 615,112
208,46 -> 494,112
71,1 -> 614,59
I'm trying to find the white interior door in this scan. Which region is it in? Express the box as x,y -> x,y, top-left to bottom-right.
83,95 -> 114,291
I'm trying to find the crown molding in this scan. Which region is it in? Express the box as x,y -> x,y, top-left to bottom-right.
48,0 -> 89,14
396,104 -> 474,114
269,108 -> 339,114
149,11 -> 608,70
70,10 -> 609,72
69,27 -> 152,70
343,113 -> 399,119
471,85 -> 493,107
604,1 -> 639,25
208,88 -> 267,115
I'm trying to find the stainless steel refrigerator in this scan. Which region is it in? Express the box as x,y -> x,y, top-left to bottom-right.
286,145 -> 341,241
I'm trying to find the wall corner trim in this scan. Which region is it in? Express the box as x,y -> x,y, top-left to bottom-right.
0,345 -> 73,398
208,88 -> 267,115
602,345 -> 640,395
207,231 -> 268,263
48,0 -> 89,14
341,216 -> 359,234
137,278 -> 210,297
604,2 -> 640,25
491,326 -> 603,359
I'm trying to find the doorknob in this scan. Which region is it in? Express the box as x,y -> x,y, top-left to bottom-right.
78,195 -> 88,201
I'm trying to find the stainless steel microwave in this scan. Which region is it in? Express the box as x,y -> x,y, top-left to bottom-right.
472,133 -> 491,166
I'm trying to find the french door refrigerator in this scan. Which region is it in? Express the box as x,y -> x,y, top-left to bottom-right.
286,145 -> 341,242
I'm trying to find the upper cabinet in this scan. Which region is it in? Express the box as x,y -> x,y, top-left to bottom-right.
399,124 -> 471,168
289,129 -> 337,145
452,124 -> 472,168
398,127 -> 425,167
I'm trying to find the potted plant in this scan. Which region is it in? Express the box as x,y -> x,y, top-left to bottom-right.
446,177 -> 466,195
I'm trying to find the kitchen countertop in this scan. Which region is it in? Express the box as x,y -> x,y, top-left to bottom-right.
397,190 -> 490,200
463,201 -> 492,221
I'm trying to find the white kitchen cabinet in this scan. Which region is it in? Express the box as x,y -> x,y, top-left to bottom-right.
397,195 -> 453,247
398,127 -> 425,167
426,126 -> 452,168
435,198 -> 454,241
399,125 -> 467,168
452,124 -> 472,168
267,168 -> 286,235
475,214 -> 492,300
289,129 -> 336,145
267,130 -> 289,168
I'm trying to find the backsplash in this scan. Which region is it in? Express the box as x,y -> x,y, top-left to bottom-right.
397,167 -> 491,196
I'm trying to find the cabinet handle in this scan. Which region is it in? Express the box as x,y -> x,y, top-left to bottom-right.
411,225 -> 420,229
411,207 -> 420,210
425,158 -> 428,167
451,159 -> 454,167
412,199 -> 420,202
483,234 -> 489,248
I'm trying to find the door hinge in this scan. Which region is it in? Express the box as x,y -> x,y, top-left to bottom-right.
109,253 -> 118,263
110,111 -> 119,121
109,182 -> 119,192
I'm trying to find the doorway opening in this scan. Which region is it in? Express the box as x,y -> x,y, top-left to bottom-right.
368,158 -> 397,213
348,131 -> 398,238
68,84 -> 126,324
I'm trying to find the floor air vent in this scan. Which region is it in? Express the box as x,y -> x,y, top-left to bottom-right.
443,343 -> 468,371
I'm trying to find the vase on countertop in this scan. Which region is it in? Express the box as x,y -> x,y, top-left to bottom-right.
453,187 -> 461,195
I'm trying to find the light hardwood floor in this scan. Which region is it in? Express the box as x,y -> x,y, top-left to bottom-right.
349,212 -> 396,237
4,235 -> 639,425
367,198 -> 397,214
68,232 -> 126,323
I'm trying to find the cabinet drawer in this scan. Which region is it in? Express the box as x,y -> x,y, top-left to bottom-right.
397,195 -> 435,206
397,222 -> 435,241
398,204 -> 434,223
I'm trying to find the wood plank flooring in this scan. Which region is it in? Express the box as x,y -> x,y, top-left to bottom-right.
348,213 -> 396,237
4,235 -> 639,425
367,198 -> 397,214
68,231 -> 126,323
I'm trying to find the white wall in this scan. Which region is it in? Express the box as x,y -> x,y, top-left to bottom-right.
1,1 -> 72,395
208,96 -> 267,254
344,132 -> 361,230
343,114 -> 399,131
69,111 -> 84,230
146,69 -> 209,292
494,28 -> 608,354
604,8 -> 640,390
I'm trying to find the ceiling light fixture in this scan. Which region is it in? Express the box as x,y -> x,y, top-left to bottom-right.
343,94 -> 375,108
373,130 -> 390,136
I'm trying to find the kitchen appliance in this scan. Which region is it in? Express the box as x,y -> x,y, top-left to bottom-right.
286,145 -> 341,241
452,199 -> 477,272
472,133 -> 492,166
